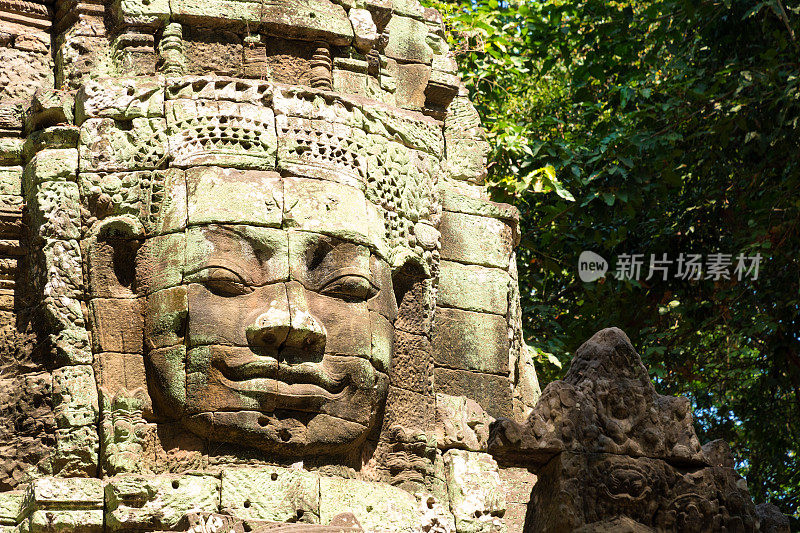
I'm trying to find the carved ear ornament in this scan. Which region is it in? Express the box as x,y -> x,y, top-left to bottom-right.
390,247 -> 431,279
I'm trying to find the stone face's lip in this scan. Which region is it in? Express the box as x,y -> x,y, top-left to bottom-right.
217,357 -> 279,381
214,356 -> 348,396
216,374 -> 337,401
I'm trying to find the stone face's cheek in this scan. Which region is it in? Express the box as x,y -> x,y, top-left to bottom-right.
369,311 -> 393,374
316,355 -> 387,424
185,346 -> 280,415
145,345 -> 187,419
136,232 -> 186,295
305,291 -> 371,358
144,285 -> 188,350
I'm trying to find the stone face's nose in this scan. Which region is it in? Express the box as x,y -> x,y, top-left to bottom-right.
246,282 -> 326,362
284,281 -> 326,355
245,298 -> 292,348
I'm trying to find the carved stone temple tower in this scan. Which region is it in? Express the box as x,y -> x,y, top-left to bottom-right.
0,0 -> 542,530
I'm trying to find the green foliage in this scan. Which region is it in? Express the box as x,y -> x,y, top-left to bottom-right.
427,0 -> 800,522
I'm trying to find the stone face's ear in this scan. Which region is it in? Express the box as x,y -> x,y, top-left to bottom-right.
391,258 -> 429,335
86,216 -> 145,299
86,217 -> 152,427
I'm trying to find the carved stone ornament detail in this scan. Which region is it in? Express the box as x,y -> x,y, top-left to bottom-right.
488,328 -> 770,532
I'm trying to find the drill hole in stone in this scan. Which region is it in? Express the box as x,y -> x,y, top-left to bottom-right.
258,417 -> 269,427
271,472 -> 278,481
244,500 -> 251,509
279,429 -> 292,441
172,480 -> 179,489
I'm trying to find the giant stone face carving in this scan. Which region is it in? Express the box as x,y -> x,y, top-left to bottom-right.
70,67 -> 501,467
144,168 -> 395,453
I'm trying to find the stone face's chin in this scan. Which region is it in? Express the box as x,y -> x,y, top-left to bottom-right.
184,408 -> 374,456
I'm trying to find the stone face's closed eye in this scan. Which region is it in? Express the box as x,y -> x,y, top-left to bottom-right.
201,267 -> 254,296
319,274 -> 376,302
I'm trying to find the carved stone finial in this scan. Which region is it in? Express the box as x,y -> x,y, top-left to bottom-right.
309,41 -> 333,90
159,22 -> 185,76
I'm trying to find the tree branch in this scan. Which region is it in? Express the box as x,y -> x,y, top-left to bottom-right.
771,0 -> 799,52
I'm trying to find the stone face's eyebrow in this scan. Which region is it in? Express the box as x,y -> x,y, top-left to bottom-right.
185,225 -> 290,286
288,231 -> 371,291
